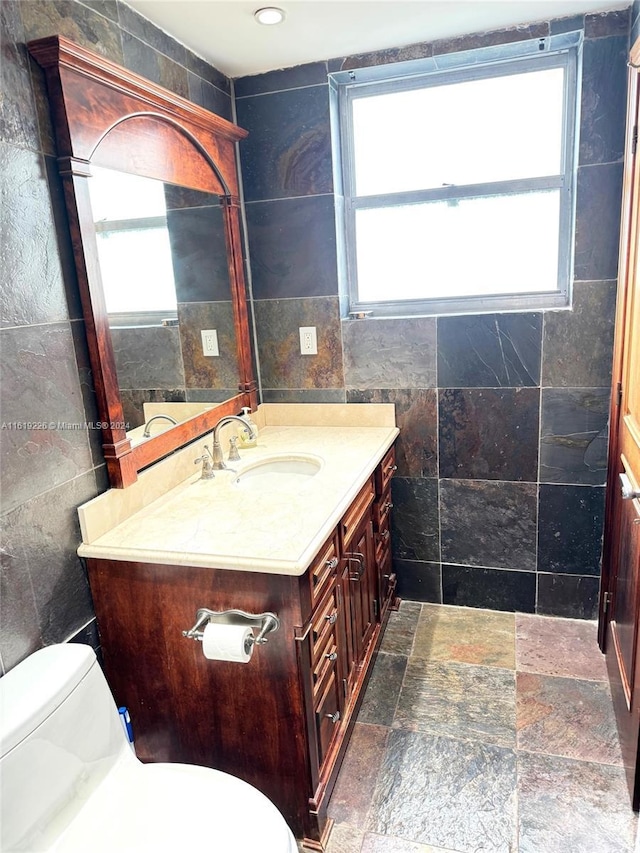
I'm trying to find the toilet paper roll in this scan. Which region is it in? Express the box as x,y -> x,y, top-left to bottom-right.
201,622 -> 254,663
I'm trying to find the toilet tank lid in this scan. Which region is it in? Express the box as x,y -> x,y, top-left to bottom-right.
0,644 -> 97,758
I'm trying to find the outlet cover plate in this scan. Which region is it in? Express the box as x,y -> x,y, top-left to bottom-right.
299,326 -> 317,355
201,329 -> 219,357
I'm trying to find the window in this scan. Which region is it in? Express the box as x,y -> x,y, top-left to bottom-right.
332,33 -> 581,317
88,167 -> 178,326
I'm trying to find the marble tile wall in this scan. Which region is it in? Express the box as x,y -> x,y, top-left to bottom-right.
237,9 -> 629,618
0,0 -> 232,673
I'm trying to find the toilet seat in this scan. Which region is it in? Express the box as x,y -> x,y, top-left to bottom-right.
47,760 -> 297,852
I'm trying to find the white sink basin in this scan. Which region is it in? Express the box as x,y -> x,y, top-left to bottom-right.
233,454 -> 322,490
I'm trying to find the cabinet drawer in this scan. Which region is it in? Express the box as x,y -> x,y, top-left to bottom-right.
375,446 -> 397,495
315,670 -> 341,767
378,544 -> 396,609
312,633 -> 338,698
373,489 -> 393,532
309,534 -> 339,607
341,477 -> 375,550
375,527 -> 391,567
311,588 -> 339,662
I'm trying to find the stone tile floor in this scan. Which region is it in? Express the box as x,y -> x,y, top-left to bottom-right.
319,602 -> 638,853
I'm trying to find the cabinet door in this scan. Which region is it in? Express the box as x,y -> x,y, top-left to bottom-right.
345,516 -> 376,668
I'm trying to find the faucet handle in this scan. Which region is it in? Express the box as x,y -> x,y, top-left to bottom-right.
194,446 -> 215,479
228,436 -> 241,462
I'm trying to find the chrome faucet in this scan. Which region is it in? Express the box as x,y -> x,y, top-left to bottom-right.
143,414 -> 177,437
194,445 -> 215,480
210,415 -> 256,469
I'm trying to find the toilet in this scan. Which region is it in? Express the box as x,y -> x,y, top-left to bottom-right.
0,644 -> 298,852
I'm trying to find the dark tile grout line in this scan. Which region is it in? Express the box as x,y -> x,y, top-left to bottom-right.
379,645 -> 611,684
516,745 -> 625,771
358,725 -> 392,849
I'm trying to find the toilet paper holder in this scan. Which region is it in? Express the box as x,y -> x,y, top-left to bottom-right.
182,608 -> 280,647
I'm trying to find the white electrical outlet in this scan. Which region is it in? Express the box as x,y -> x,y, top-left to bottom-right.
299,326 -> 317,355
201,329 -> 219,357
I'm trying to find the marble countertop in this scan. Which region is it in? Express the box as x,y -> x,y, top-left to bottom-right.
78,423 -> 398,575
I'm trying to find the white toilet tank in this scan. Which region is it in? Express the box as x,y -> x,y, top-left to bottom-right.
0,644 -> 134,851
0,644 -> 298,853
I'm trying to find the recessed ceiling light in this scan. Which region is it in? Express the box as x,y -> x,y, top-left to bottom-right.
254,7 -> 285,26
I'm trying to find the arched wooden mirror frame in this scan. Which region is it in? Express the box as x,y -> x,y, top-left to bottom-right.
28,36 -> 257,488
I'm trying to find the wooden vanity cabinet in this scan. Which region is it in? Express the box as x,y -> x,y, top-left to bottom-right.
85,449 -> 397,851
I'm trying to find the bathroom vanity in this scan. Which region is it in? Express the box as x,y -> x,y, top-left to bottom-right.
78,405 -> 399,850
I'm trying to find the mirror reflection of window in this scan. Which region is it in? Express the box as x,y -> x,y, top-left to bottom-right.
89,167 -> 178,322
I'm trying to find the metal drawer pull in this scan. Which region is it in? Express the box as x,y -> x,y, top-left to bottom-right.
346,552 -> 365,582
325,611 -> 338,624
325,651 -> 338,661
384,501 -> 394,510
620,473 -> 640,500
387,464 -> 398,473
381,529 -> 390,540
325,557 -> 339,570
325,710 -> 340,723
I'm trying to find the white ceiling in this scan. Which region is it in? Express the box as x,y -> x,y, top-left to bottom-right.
126,0 -> 629,77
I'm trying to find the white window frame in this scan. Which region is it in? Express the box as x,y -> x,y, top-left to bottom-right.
331,33 -> 582,318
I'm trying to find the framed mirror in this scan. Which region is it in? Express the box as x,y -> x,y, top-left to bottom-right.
88,168 -> 242,437
28,35 -> 257,487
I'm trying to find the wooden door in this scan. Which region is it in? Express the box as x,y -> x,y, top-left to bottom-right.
600,44 -> 640,810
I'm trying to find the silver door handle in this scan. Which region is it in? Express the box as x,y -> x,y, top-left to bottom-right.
620,473 -> 640,500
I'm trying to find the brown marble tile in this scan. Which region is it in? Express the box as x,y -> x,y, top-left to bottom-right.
380,601 -> 422,656
358,654 -> 407,727
111,325 -> 185,390
515,614 -> 607,680
328,723 -> 390,829
412,604 -> 515,669
342,317 -> 436,390
324,823 -> 365,853
177,302 -> 240,391
543,280 -> 617,384
246,196 -> 338,300
1,144 -> 69,329
255,297 -> 343,390
518,752 -> 637,853
21,0 -> 124,63
121,33 -> 189,98
236,85 -> 332,201
346,389 -> 438,478
516,672 -> 622,766
362,834 -> 458,852
368,730 -> 517,852
394,659 -> 516,747
0,323 -> 94,513
1,1 -> 40,151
